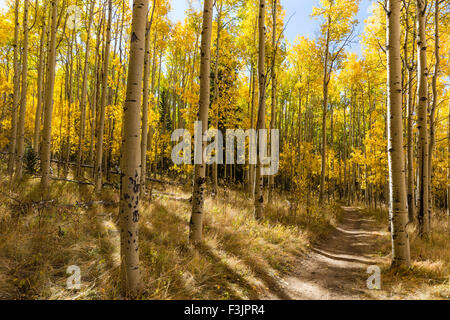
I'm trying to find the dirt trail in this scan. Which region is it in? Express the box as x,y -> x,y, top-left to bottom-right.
265,207 -> 385,300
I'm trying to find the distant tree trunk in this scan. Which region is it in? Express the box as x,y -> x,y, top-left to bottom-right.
15,0 -> 29,180
416,0 -> 430,238
8,0 -> 20,177
34,2 -> 48,154
119,0 -> 148,296
248,63 -> 257,198
319,17 -> 331,204
254,0 -> 266,220
64,29 -> 75,177
189,0 -> 213,244
140,0 -> 156,196
77,0 -> 95,177
41,0 -> 58,190
94,0 -> 112,192
405,2 -> 416,222
268,0 -> 277,204
447,101 -> 449,218
248,15 -> 258,199
89,17 -> 103,167
212,0 -> 223,197
387,0 -> 411,267
428,0 -> 439,218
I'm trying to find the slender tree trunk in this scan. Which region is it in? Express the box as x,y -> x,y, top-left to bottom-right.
8,0 -> 20,177
405,4 -> 416,222
94,0 -> 112,192
428,0 -> 440,219
212,0 -> 223,197
387,0 -> 411,267
64,29 -> 75,177
15,0 -> 29,180
296,88 -> 302,165
248,15 -> 258,199
189,0 -> 213,244
447,101 -> 449,218
119,0 -> 148,296
268,0 -> 277,204
319,17 -> 331,203
248,63 -> 257,198
41,0 -> 58,190
89,17 -> 103,167
416,0 -> 430,238
34,3 -> 48,154
76,0 -> 95,177
140,0 -> 156,196
254,0 -> 266,220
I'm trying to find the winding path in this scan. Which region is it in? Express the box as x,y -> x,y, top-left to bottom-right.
265,207 -> 385,300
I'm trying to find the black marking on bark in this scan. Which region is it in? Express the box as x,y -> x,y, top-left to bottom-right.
132,210 -> 139,223
131,32 -> 139,43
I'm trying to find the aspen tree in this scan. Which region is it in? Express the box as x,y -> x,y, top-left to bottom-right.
40,0 -> 58,190
428,0 -> 440,218
319,14 -> 331,204
34,2 -> 48,154
416,0 -> 430,238
94,0 -> 112,192
141,0 -> 156,195
8,0 -> 20,177
254,0 -> 266,220
15,0 -> 29,180
89,16 -> 104,167
268,0 -> 277,203
189,0 -> 213,244
386,0 -> 411,267
447,101 -> 449,218
248,15 -> 258,199
76,0 -> 95,177
212,0 -> 223,197
404,0 -> 416,222
119,0 -> 149,295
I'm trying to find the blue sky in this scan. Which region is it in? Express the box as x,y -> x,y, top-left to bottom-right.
168,0 -> 375,56
0,0 -> 374,55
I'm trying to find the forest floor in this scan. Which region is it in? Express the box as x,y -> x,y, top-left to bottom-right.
0,165 -> 448,300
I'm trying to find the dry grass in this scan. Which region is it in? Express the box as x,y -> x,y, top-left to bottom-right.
0,169 -> 337,300
361,207 -> 450,300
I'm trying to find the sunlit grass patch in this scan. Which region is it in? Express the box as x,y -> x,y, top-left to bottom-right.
369,207 -> 450,300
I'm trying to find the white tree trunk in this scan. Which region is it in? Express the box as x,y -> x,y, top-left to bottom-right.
15,0 -> 29,180
254,0 -> 266,220
76,0 -> 95,177
119,0 -> 149,296
189,0 -> 213,244
416,0 -> 430,238
40,0 -> 58,190
94,0 -> 112,192
428,0 -> 440,221
387,0 -> 411,267
140,0 -> 156,196
34,3 -> 48,154
268,0 -> 277,204
8,0 -> 20,177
